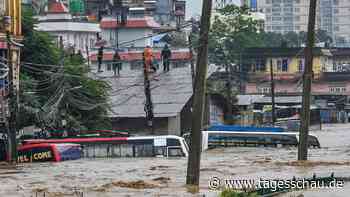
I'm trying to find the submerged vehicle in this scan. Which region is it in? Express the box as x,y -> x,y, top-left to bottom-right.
207,125 -> 285,132
201,131 -> 320,150
183,131 -> 320,150
17,143 -> 82,163
23,135 -> 189,158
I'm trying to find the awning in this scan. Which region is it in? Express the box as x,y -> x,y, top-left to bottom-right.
152,33 -> 168,44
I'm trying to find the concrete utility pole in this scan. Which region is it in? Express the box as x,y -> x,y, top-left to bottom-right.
188,34 -> 195,88
298,0 -> 317,161
186,0 -> 212,186
143,54 -> 154,133
270,59 -> 276,125
6,31 -> 17,163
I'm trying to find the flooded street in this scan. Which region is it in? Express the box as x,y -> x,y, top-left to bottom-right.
1,124 -> 350,197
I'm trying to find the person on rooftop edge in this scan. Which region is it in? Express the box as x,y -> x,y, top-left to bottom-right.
113,50 -> 122,76
161,44 -> 172,72
143,45 -> 154,73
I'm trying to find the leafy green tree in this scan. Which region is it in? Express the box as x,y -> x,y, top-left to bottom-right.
209,5 -> 264,66
19,7 -> 111,133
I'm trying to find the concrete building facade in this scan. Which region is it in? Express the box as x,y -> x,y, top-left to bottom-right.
256,0 -> 350,47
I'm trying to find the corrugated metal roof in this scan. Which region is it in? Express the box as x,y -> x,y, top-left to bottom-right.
92,66 -> 193,118
89,50 -> 192,62
236,95 -> 264,106
254,96 -> 302,104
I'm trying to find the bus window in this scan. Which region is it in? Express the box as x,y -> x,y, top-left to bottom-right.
167,138 -> 181,147
120,144 -> 133,157
111,144 -> 121,157
86,144 -> 95,158
167,147 -> 184,157
155,147 -> 166,157
95,144 -> 108,158
134,144 -> 154,157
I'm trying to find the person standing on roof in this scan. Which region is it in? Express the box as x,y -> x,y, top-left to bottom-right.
161,44 -> 172,72
113,50 -> 122,76
97,46 -> 104,72
143,45 -> 154,73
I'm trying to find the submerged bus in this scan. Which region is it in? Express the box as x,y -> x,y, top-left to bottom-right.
183,131 -> 320,150
17,143 -> 82,163
201,131 -> 320,150
23,135 -> 189,158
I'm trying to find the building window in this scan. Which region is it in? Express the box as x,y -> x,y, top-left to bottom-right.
282,59 -> 288,72
256,59 -> 266,72
330,87 -> 346,93
298,59 -> 304,72
334,26 -> 340,32
257,87 -> 271,94
277,60 -> 282,71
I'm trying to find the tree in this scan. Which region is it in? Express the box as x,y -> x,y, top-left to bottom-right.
209,5 -> 264,66
208,5 -> 264,121
19,7 -> 111,133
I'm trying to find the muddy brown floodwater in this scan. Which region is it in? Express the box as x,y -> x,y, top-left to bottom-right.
0,124 -> 349,197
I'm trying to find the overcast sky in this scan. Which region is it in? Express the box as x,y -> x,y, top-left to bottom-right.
186,0 -> 241,18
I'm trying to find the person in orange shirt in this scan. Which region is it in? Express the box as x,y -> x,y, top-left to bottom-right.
143,45 -> 153,73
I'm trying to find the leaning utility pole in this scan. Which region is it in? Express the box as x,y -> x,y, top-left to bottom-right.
298,0 -> 317,161
270,59 -> 276,125
6,31 -> 17,163
143,54 -> 154,133
186,0 -> 212,186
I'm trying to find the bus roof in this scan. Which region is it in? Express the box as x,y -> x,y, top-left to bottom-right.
23,135 -> 184,144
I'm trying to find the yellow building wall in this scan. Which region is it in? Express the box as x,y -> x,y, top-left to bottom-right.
6,0 -> 21,36
264,57 -> 323,75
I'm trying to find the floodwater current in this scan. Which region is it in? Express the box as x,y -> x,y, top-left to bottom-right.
0,124 -> 349,197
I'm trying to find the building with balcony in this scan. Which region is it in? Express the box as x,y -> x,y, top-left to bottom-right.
242,47 -> 350,110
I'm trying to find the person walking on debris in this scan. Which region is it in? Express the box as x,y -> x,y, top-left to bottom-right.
113,50 -> 122,76
97,46 -> 104,72
161,44 -> 172,72
144,45 -> 154,73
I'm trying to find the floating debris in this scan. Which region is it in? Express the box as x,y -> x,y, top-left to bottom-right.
149,165 -> 170,170
152,177 -> 171,184
275,161 -> 350,167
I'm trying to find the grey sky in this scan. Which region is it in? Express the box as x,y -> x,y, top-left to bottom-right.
186,0 -> 241,18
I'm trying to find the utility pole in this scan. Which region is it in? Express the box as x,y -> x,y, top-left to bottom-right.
143,54 -> 154,133
188,34 -> 195,87
186,0 -> 212,187
298,0 -> 317,161
86,45 -> 90,69
6,31 -> 17,163
270,59 -> 276,125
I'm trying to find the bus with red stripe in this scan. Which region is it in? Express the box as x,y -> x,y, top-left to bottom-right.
22,135 -> 189,158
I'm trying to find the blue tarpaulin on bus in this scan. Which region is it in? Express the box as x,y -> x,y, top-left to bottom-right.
207,125 -> 284,132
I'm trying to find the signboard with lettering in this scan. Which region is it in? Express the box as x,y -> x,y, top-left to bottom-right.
17,147 -> 54,163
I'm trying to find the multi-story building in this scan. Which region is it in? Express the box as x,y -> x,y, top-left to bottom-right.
36,2 -> 100,57
257,0 -> 350,47
242,47 -> 350,110
0,0 -> 22,125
